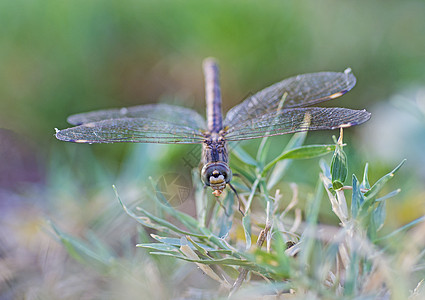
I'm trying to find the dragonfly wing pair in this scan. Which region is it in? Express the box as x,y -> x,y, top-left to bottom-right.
225,107 -> 370,141
55,69 -> 370,144
224,70 -> 356,128
56,103 -> 206,144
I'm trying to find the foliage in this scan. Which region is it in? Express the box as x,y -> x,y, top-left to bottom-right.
51,131 -> 425,299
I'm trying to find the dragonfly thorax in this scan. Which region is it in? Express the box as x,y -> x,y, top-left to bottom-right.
201,161 -> 232,196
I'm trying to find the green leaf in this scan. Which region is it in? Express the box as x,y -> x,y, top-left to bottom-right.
242,213 -> 252,250
269,232 -> 291,277
245,177 -> 261,212
267,131 -> 307,189
137,206 -> 207,238
115,186 -> 206,238
361,163 -> 371,190
373,200 -> 386,232
149,177 -> 201,232
50,221 -> 113,269
231,144 -> 258,167
300,180 -> 323,267
305,179 -> 324,225
149,252 -> 255,267
198,227 -> 239,254
256,136 -> 271,164
186,236 -> 209,257
217,192 -> 234,238
367,213 -> 377,241
137,226 -> 151,244
230,163 -> 256,184
192,169 -> 207,226
136,243 -> 179,252
319,159 -> 332,181
344,252 -> 359,296
245,248 -> 290,278
376,189 -> 401,202
376,216 -> 425,241
263,144 -> 335,175
330,144 -> 348,189
364,159 -> 406,201
351,175 -> 364,218
85,231 -> 115,260
150,234 -> 182,246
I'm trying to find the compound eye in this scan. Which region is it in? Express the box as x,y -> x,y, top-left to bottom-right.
201,163 -> 232,186
212,169 -> 229,180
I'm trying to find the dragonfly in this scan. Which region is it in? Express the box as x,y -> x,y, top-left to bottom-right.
55,58 -> 370,201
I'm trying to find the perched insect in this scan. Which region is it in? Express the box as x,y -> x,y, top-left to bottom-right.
56,58 -> 370,200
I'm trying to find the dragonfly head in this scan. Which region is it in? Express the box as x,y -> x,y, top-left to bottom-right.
201,162 -> 232,196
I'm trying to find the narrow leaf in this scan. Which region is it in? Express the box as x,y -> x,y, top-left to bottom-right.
136,243 -> 179,252
230,163 -> 256,184
232,145 -> 258,167
217,192 -> 234,238
361,163 -> 371,190
180,242 -> 229,287
376,189 -> 401,202
330,144 -> 348,190
376,216 -> 425,241
198,227 -> 236,252
243,213 -> 252,250
368,214 -> 377,241
115,186 -> 206,238
300,180 -> 323,267
351,175 -> 364,218
150,234 -> 215,252
263,144 -> 335,175
149,177 -> 201,232
50,221 -> 113,268
136,206 -> 206,238
373,200 -> 386,232
192,169 -> 207,226
344,252 -> 359,296
364,159 -> 406,201
267,131 -> 307,189
150,252 -> 255,267
319,159 -> 332,181
186,236 -> 209,257
305,179 -> 324,225
256,136 -> 271,164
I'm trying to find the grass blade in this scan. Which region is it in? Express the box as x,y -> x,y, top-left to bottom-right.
364,159 -> 406,201
351,174 -> 364,218
266,131 -> 307,189
242,213 -> 252,250
263,144 -> 335,175
232,144 -> 258,167
115,186 -> 206,238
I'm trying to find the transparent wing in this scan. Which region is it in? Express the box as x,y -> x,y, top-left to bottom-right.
224,69 -> 356,128
224,107 -> 370,141
55,118 -> 205,144
67,103 -> 207,131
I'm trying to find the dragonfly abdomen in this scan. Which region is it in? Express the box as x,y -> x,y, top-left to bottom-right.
204,58 -> 223,133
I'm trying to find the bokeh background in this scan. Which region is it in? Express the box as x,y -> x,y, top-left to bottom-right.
1,0 -> 424,298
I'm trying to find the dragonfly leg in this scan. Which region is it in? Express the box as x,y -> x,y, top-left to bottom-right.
204,185 -> 230,219
228,183 -> 245,216
214,195 -> 230,217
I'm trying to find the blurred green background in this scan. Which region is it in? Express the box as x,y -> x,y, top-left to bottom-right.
1,0 -> 424,298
